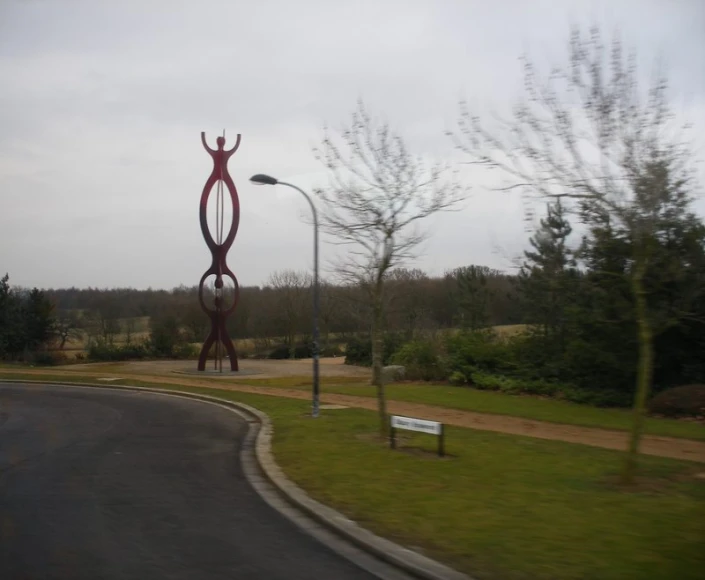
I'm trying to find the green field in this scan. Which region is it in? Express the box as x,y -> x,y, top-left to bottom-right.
3,378 -> 702,580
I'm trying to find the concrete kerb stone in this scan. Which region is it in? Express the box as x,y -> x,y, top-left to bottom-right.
0,379 -> 471,580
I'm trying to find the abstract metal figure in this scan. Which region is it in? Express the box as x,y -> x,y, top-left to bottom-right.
197,131 -> 241,372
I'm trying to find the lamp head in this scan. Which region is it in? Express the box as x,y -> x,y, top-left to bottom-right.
249,174 -> 278,186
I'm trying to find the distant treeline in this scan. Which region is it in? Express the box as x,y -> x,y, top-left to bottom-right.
42,266 -> 523,346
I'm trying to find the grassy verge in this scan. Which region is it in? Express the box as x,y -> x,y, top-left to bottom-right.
2,368 -> 704,440
3,376 -> 703,579
234,376 -> 705,441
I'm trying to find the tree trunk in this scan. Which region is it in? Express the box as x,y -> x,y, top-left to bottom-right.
622,262 -> 653,485
370,294 -> 387,438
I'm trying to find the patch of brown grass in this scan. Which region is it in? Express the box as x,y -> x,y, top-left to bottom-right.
491,324 -> 528,337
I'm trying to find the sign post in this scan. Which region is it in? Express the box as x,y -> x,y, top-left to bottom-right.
390,415 -> 445,457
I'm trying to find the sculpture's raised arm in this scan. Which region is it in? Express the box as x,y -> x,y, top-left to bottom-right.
201,132 -> 216,154
224,134 -> 242,155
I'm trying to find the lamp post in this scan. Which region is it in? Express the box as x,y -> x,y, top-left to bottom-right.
250,174 -> 320,418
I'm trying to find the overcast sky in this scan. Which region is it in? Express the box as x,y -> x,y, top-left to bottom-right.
1,0 -> 704,290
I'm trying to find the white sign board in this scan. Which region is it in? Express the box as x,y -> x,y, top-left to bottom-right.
390,415 -> 442,436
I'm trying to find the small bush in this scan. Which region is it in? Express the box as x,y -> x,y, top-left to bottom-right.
344,334 -> 404,367
173,343 -> 198,360
267,343 -> 314,360
473,372 -> 532,394
449,371 -> 467,386
520,379 -> 563,397
555,387 -> 630,407
268,344 -> 292,359
88,341 -> 150,362
294,343 -> 313,358
445,331 -> 516,377
121,343 -> 150,360
32,351 -> 67,366
390,339 -> 446,381
88,342 -> 116,361
648,385 -> 705,418
320,344 -> 343,357
470,371 -> 513,392
469,371 -> 573,398
235,344 -> 256,359
344,337 -> 371,365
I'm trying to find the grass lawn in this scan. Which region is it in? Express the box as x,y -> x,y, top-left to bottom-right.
270,406 -> 705,580
234,376 -> 705,441
4,377 -> 702,580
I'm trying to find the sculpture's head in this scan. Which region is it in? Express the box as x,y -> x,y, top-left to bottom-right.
216,136 -> 225,149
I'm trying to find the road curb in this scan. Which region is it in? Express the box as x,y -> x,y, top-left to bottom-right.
0,379 -> 471,580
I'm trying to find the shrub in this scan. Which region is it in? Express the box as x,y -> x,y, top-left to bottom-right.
267,342 -> 314,360
120,343 -> 150,360
344,334 -> 404,367
390,339 -> 446,381
648,385 -> 705,418
88,341 -> 150,362
173,343 -> 198,360
320,344 -> 343,357
470,371 -> 523,394
294,343 -> 313,359
88,341 -> 116,361
344,337 -> 371,365
267,344 -> 292,359
519,379 -> 563,397
445,331 -> 516,378
449,371 -> 467,386
558,387 -> 631,407
32,351 -> 68,366
235,343 -> 256,359
149,314 -> 185,357
468,371 -> 573,398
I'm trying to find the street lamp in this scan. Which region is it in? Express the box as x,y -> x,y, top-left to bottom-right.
250,174 -> 320,418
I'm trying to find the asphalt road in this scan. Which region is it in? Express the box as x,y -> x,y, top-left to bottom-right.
0,383 -> 377,580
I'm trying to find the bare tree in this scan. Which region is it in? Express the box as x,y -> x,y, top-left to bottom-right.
318,280 -> 346,349
386,268 -> 432,338
267,270 -> 313,358
315,100 -> 467,436
53,310 -> 83,350
95,309 -> 120,345
453,27 -> 701,483
124,317 -> 136,345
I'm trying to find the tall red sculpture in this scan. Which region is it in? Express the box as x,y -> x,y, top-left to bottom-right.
197,131 -> 241,372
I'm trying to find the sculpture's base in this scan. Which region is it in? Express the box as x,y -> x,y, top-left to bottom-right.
174,368 -> 260,377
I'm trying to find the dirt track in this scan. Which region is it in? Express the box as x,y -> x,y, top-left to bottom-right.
3,359 -> 704,463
